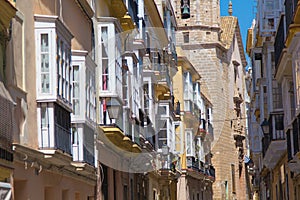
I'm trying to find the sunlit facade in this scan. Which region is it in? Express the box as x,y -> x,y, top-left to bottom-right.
247,0 -> 300,199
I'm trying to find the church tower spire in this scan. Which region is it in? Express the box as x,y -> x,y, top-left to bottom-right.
228,1 -> 233,16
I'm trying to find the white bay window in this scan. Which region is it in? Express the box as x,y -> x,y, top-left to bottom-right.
98,20 -> 122,97
71,51 -> 96,123
258,0 -> 282,36
35,15 -> 73,108
97,18 -> 123,126
184,72 -> 193,112
71,51 -> 96,166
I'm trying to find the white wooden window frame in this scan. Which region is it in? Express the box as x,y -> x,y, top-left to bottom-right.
35,29 -> 54,97
35,16 -> 73,107
184,71 -> 193,101
71,52 -> 96,123
72,64 -> 81,116
193,82 -> 201,109
98,22 -> 123,98
186,130 -> 194,157
37,103 -> 55,149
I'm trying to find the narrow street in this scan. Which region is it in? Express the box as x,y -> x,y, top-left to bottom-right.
0,0 -> 299,200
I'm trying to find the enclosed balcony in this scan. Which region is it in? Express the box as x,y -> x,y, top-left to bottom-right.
71,125 -> 95,166
156,98 -> 181,154
262,113 -> 286,169
35,16 -> 74,110
258,0 -> 283,36
38,103 -> 72,155
154,146 -> 178,179
186,156 -> 215,181
97,18 -> 123,102
155,63 -> 171,87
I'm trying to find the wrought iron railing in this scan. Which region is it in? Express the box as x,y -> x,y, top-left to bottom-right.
186,156 -> 215,178
54,123 -> 71,154
205,164 -> 215,178
292,117 -> 300,156
83,145 -> 94,166
187,156 -> 199,171
287,129 -> 293,161
262,113 -> 285,157
274,15 -> 285,71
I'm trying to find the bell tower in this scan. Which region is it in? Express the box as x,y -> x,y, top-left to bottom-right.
174,0 -> 221,43
173,1 -> 246,199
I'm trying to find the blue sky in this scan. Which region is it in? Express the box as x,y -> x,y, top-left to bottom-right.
220,0 -> 255,68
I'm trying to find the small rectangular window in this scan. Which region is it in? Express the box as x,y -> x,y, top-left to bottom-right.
263,86 -> 267,93
183,32 -> 189,43
123,185 -> 128,200
231,164 -> 236,194
153,190 -> 156,200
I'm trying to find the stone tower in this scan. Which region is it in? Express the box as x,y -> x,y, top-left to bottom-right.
173,0 -> 248,199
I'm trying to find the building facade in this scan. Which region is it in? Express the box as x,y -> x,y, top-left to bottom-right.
0,0 -> 252,199
246,0 -> 300,199
0,0 -> 16,199
173,0 -> 249,199
174,48 -> 215,200
9,0 -> 97,199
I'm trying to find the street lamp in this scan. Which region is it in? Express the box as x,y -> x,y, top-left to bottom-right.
106,97 -> 121,124
260,118 -> 269,135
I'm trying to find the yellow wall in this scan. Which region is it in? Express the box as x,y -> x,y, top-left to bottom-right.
33,0 -> 92,51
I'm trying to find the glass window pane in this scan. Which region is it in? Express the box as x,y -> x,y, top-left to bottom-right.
73,99 -> 79,115
101,27 -> 108,45
41,74 -> 50,93
41,107 -> 48,128
102,59 -> 109,90
41,34 -> 48,52
41,54 -> 49,72
73,65 -> 79,81
186,132 -> 191,154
